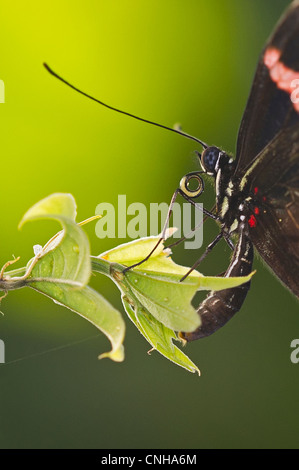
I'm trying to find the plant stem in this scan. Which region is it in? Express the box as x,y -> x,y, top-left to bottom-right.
91,256 -> 112,277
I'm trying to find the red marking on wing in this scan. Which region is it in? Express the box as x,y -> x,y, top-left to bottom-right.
254,207 -> 259,215
248,214 -> 257,228
254,187 -> 258,195
264,48 -> 281,68
264,47 -> 299,112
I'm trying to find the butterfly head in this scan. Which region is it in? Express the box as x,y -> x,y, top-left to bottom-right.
199,146 -> 229,177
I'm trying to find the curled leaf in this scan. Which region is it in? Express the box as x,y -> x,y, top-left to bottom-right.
19,193 -> 125,361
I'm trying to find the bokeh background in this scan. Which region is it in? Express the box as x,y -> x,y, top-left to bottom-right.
0,0 -> 298,449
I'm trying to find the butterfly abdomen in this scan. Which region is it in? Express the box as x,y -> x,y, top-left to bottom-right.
181,225 -> 254,341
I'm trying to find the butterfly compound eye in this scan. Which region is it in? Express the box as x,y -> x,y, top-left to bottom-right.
201,146 -> 221,175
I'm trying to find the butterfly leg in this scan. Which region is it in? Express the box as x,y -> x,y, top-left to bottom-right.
123,171 -> 214,273
122,187 -> 181,273
180,231 -> 224,281
223,233 -> 235,250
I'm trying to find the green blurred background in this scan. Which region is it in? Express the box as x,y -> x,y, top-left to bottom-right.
0,0 -> 298,449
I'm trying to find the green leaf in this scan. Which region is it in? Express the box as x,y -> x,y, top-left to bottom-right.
122,297 -> 200,375
198,272 -> 255,291
94,233 -> 255,373
100,235 -> 167,264
123,269 -> 201,332
20,193 -> 90,287
19,192 -> 77,225
101,232 -> 254,289
19,193 -> 125,362
92,256 -> 201,373
32,282 -> 125,362
99,234 -> 254,331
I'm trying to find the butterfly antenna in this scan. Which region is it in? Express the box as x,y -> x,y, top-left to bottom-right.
43,63 -> 208,149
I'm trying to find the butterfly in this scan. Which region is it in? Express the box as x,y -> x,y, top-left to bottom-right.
181,0 -> 299,341
44,1 -> 299,342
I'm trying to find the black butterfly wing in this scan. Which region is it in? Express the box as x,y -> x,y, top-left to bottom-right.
246,125 -> 299,297
234,2 -> 299,298
236,0 -> 299,174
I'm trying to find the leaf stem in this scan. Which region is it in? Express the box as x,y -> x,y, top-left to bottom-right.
91,256 -> 112,277
2,266 -> 27,277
